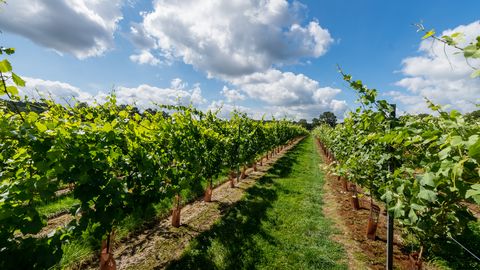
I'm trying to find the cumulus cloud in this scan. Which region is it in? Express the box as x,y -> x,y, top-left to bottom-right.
210,70 -> 348,120
127,0 -> 345,119
207,100 -> 256,119
220,86 -> 246,103
111,78 -> 206,108
127,23 -> 157,50
0,0 -> 124,59
227,69 -> 346,116
394,21 -> 480,113
9,76 -> 206,110
265,101 -> 348,120
207,98 -> 347,121
129,50 -> 161,66
18,76 -> 94,104
135,0 -> 333,77
9,74 -> 341,120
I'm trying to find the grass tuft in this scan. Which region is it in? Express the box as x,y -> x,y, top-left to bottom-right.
37,196 -> 79,217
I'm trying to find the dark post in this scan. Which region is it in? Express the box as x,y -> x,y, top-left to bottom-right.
387,211 -> 394,269
386,104 -> 396,270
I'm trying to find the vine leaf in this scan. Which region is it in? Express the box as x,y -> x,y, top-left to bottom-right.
422,29 -> 435,39
6,86 -> 18,96
418,187 -> 437,202
0,59 -> 12,72
409,208 -> 418,223
35,122 -> 48,132
468,139 -> 480,162
420,172 -> 435,187
471,69 -> 480,78
12,72 -> 25,87
464,44 -> 479,58
466,184 -> 480,204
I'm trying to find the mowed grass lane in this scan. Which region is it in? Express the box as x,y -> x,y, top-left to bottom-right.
167,136 -> 347,270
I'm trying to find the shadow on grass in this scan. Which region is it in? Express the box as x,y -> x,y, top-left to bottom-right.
164,140 -> 305,270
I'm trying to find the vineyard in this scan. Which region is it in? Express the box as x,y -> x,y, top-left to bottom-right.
1,1 -> 480,269
313,72 -> 480,269
1,73 -> 479,269
0,77 -> 307,269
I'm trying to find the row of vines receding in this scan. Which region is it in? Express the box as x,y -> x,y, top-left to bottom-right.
0,47 -> 308,269
313,65 -> 479,267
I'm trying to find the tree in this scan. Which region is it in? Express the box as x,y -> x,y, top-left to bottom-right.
143,107 -> 158,116
416,113 -> 430,118
465,109 -> 480,122
319,111 -> 337,127
297,119 -> 309,129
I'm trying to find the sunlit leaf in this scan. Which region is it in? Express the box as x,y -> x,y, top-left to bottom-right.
422,29 -> 435,39
0,59 -> 12,72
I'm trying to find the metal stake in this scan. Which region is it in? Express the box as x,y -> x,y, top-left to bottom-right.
386,104 -> 396,270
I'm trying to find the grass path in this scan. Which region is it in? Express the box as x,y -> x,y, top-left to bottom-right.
167,136 -> 347,270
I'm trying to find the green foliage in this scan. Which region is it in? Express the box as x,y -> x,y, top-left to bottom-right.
422,29 -> 435,40
471,69 -> 480,78
465,110 -> 480,122
313,71 -> 480,255
416,23 -> 480,78
0,29 -> 305,268
0,47 -> 24,105
0,89 -> 307,268
0,59 -> 12,72
319,111 -> 337,127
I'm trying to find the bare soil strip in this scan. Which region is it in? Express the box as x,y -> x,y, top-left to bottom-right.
81,138 -> 303,270
37,213 -> 73,238
314,138 -> 429,270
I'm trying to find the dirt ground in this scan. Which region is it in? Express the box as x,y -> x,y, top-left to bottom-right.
78,138 -> 303,270
314,138 -> 422,270
37,213 -> 73,238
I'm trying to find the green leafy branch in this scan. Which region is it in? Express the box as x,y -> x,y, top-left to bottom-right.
415,22 -> 480,78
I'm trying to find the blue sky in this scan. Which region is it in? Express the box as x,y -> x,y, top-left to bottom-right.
0,0 -> 479,120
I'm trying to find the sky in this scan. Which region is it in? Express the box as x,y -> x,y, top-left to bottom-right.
0,0 -> 479,120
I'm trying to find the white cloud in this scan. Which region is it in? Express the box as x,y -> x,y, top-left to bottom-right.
127,23 -> 157,49
10,77 -> 206,110
265,102 -> 347,120
330,99 -> 348,113
9,74 -> 341,120
228,69 -> 346,117
207,98 -> 347,121
209,72 -> 348,120
220,86 -> 246,103
394,21 -> 480,113
207,100 -> 255,119
129,50 -> 160,66
386,91 -> 430,114
127,0 -> 345,119
18,76 -> 94,104
0,0 -> 124,59
136,0 -> 333,77
113,79 -> 206,108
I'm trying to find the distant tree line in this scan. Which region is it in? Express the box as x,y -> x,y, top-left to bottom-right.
296,111 -> 338,130
294,109 -> 479,131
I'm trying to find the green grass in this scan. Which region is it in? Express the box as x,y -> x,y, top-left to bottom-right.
56,240 -> 92,270
37,196 -> 79,217
167,136 -> 347,270
56,169 -> 231,268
